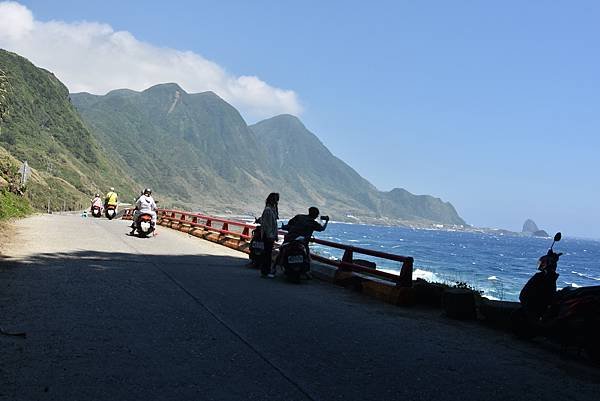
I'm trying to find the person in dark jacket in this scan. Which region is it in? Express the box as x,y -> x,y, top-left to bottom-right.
282,207 -> 329,251
259,192 -> 279,278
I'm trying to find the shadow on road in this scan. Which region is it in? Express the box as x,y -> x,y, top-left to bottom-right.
2,250 -> 600,401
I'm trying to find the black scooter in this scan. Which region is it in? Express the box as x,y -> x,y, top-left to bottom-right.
278,236 -> 310,283
105,204 -> 117,220
91,205 -> 102,218
249,217 -> 264,267
512,232 -> 600,363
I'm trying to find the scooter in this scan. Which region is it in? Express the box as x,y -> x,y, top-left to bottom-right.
249,217 -> 264,267
134,213 -> 155,238
512,232 -> 600,363
105,204 -> 117,220
91,205 -> 102,218
278,236 -> 310,283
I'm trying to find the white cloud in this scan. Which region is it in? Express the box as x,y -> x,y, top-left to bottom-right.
0,1 -> 302,120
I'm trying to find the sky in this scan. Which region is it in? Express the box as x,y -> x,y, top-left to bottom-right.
1,0 -> 599,238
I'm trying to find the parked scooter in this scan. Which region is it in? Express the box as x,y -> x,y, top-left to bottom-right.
249,216 -> 264,267
105,204 -> 117,220
278,236 -> 310,283
512,232 -> 600,363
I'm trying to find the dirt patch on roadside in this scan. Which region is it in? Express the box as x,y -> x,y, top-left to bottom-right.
0,220 -> 17,257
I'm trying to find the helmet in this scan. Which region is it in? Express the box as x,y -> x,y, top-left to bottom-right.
143,188 -> 152,195
110,187 -> 114,191
95,193 -> 100,197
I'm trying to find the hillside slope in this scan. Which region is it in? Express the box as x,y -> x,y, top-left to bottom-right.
0,49 -> 138,209
72,84 -> 276,211
250,115 -> 465,225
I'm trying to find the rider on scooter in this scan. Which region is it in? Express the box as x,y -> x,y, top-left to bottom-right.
104,187 -> 118,210
91,193 -> 103,212
130,188 -> 157,235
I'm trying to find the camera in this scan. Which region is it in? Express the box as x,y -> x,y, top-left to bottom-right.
320,215 -> 329,221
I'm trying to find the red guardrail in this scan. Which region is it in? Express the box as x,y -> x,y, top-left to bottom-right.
122,208 -> 254,239
123,208 -> 413,286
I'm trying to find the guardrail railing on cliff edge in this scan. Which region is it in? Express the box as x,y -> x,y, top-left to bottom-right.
122,208 -> 413,286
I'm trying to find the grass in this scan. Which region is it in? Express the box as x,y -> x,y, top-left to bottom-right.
0,189 -> 32,220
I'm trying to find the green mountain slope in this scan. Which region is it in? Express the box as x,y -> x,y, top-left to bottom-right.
72,83 -> 465,225
0,49 -> 138,209
250,115 -> 466,225
72,83 -> 276,211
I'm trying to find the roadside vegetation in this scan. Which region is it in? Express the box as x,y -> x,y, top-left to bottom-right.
0,152 -> 32,220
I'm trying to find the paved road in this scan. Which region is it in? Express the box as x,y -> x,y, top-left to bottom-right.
1,214 -> 598,401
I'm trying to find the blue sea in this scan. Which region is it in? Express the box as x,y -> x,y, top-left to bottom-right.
310,223 -> 600,301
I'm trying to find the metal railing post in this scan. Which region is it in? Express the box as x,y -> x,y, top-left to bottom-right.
398,258 -> 413,287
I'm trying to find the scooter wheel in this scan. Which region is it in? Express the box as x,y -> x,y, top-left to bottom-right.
286,271 -> 301,284
510,308 -> 537,339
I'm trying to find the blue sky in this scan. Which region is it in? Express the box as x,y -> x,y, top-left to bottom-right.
6,1 -> 600,238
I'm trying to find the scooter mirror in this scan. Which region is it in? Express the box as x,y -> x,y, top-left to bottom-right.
554,232 -> 562,242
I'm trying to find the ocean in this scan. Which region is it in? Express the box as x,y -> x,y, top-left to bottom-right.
310,222 -> 600,301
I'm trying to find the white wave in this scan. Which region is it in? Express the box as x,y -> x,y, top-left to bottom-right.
488,276 -> 498,280
413,268 -> 440,282
571,271 -> 600,281
348,239 -> 359,242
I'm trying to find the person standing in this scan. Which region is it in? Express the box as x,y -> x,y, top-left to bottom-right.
259,192 -> 279,278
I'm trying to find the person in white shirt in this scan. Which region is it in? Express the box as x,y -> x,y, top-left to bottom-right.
130,188 -> 157,235
91,194 -> 103,211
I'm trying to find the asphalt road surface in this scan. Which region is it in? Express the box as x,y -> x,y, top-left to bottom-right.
1,214 -> 599,401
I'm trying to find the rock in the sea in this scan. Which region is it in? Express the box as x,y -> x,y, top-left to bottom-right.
522,219 -> 539,233
532,229 -> 549,237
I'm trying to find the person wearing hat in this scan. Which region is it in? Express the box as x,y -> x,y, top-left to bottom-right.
104,187 -> 118,210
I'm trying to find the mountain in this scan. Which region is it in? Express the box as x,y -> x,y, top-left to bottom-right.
248,115 -> 378,214
0,49 -> 138,210
72,83 -> 276,211
249,115 -> 465,225
72,84 -> 465,225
